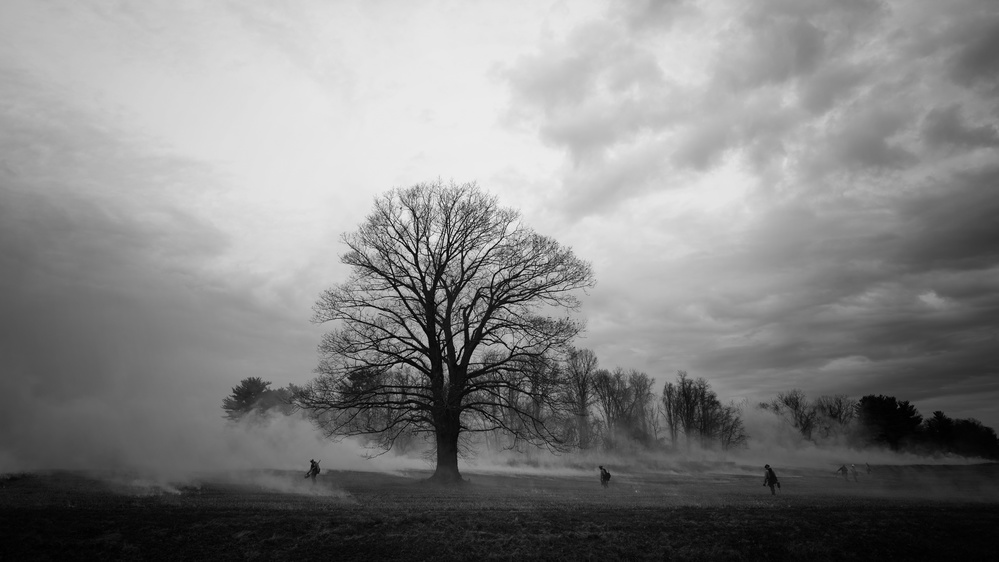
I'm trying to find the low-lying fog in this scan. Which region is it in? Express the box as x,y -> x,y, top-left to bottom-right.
3,399 -> 993,495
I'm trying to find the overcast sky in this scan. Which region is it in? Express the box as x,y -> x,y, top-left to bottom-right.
2,0 -> 997,471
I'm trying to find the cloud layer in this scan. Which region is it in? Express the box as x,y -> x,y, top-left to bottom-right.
0,66 -> 322,472
1,0 -> 997,474
503,0 -> 999,424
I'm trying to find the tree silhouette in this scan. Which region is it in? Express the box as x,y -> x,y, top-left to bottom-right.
855,394 -> 923,450
593,368 -> 657,447
564,347 -> 599,449
951,418 -> 999,459
295,181 -> 594,483
814,394 -> 856,438
662,371 -> 746,449
924,410 -> 955,449
761,389 -> 819,441
222,377 -> 271,421
924,412 -> 999,459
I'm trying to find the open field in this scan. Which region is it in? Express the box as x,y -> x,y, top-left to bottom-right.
2,463 -> 997,561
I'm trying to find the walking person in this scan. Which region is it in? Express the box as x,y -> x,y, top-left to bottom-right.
305,459 -> 321,484
763,464 -> 780,495
599,466 -> 611,488
836,464 -> 849,481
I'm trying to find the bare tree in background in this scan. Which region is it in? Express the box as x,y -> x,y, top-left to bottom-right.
492,352 -> 568,450
673,371 -> 703,447
593,368 -> 625,443
814,395 -> 855,425
564,347 -> 599,449
761,389 -> 819,441
593,368 -> 656,446
294,181 -> 594,484
713,401 -> 749,450
661,371 -> 746,449
628,370 -> 656,445
814,394 -> 856,438
660,373 -> 681,447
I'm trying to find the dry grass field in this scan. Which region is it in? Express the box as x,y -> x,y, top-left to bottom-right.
2,462 -> 997,561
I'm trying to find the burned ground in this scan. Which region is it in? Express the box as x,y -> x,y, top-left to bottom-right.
2,464 -> 997,560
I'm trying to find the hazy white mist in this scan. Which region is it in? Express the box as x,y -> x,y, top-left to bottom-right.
2,0 -> 997,473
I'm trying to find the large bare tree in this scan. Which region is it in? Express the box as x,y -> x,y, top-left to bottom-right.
294,181 -> 594,483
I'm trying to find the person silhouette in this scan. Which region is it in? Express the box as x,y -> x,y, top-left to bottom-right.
305,459 -> 320,484
599,466 -> 611,488
763,464 -> 780,495
836,464 -> 849,481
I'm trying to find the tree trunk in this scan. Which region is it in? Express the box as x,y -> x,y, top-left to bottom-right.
576,413 -> 589,449
429,410 -> 463,484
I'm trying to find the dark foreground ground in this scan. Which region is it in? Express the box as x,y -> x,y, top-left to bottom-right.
2,463 -> 998,561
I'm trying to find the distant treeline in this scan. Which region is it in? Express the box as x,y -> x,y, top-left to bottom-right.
219,353 -> 750,453
221,361 -> 999,461
760,390 -> 999,460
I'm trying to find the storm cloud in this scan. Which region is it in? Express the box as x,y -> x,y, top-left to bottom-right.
503,0 -> 999,424
1,0 -> 997,475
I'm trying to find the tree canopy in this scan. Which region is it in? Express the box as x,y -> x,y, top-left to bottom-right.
856,394 -> 923,450
222,377 -> 297,421
294,181 -> 595,483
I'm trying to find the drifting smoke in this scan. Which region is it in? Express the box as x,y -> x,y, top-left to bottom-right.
0,103 -> 426,484
0,405 -> 429,480
452,402 -> 995,485
0,97 -> 989,494
96,467 -> 357,499
729,405 -> 983,470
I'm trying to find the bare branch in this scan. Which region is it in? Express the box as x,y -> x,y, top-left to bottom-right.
295,181 -> 595,480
